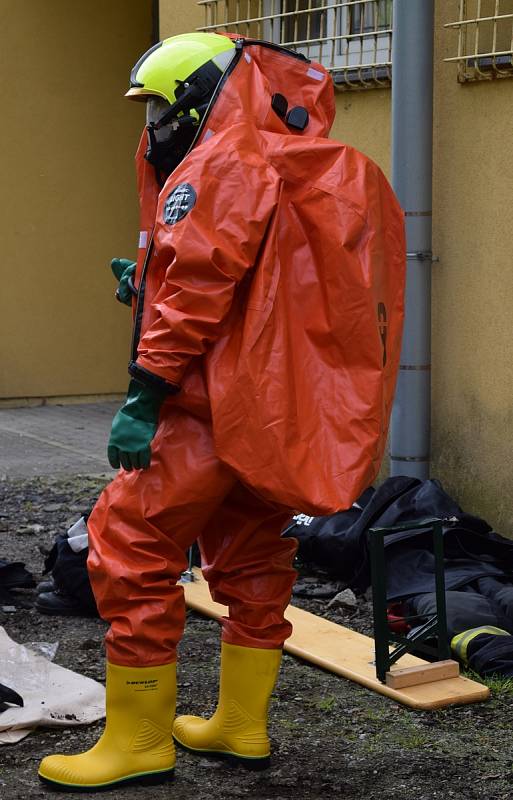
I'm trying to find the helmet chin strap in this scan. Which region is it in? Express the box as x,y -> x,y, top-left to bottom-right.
154,59 -> 222,130
153,85 -> 202,130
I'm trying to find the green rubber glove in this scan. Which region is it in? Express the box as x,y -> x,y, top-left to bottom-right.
108,379 -> 164,471
111,258 -> 136,306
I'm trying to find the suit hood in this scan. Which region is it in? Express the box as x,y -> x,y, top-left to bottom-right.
196,36 -> 336,145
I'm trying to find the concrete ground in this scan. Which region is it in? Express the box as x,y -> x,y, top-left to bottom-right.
0,402 -> 119,478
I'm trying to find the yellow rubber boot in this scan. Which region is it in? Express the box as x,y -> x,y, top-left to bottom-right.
173,642 -> 281,770
38,661 -> 176,791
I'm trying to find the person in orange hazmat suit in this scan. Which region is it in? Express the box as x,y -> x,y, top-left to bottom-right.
38,31 -> 405,791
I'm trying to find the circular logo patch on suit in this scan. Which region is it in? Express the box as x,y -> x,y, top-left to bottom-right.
163,183 -> 196,226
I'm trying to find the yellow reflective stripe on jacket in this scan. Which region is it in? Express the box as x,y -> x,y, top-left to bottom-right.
451,626 -> 510,666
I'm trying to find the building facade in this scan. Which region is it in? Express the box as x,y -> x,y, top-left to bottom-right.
0,0 -> 154,403
2,1 -> 513,532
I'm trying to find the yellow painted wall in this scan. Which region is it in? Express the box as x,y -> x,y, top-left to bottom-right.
330,90 -> 390,176
159,0 -> 204,37
432,0 -> 513,531
0,0 -> 152,399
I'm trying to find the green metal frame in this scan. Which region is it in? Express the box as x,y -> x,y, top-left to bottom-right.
368,517 -> 451,683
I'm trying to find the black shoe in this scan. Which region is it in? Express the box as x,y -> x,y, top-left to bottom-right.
35,589 -> 96,617
0,560 -> 35,589
36,578 -> 55,594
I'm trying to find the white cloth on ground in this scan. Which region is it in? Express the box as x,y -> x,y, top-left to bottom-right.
0,626 -> 105,744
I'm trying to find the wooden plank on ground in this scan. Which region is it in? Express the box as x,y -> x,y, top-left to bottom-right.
182,568 -> 490,711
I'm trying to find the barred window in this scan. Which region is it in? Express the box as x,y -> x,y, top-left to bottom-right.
198,0 -> 393,89
445,0 -> 513,82
281,0 -> 325,45
349,0 -> 391,34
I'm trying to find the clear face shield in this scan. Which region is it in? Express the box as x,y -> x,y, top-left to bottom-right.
146,97 -> 174,141
144,94 -> 200,185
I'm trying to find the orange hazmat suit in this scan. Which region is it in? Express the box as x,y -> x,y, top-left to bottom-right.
88,38 -> 405,667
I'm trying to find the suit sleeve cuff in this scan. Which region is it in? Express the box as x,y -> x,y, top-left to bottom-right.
128,361 -> 180,396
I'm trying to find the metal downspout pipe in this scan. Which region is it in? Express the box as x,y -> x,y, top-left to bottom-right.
390,0 -> 435,479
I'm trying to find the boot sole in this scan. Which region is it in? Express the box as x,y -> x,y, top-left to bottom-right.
173,736 -> 270,771
38,767 -> 174,792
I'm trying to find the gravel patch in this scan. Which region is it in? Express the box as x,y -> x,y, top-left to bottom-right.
1,476 -> 512,799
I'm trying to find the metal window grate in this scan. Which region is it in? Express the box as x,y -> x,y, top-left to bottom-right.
198,0 -> 393,90
445,0 -> 513,82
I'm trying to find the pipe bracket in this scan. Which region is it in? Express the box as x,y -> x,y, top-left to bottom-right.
406,251 -> 439,262
390,455 -> 430,463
